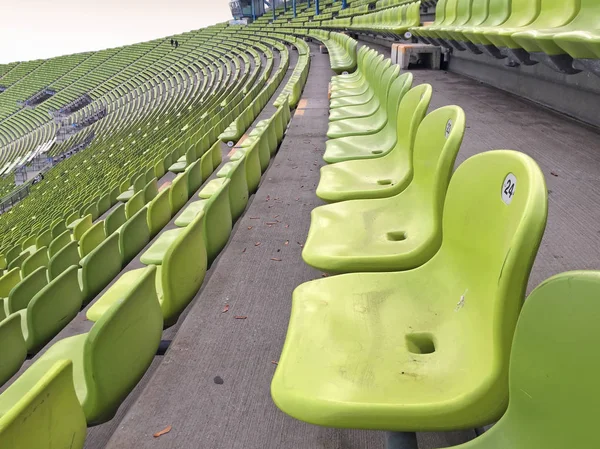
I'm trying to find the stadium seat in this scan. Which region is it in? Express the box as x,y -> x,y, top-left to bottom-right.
15,266 -> 84,354
48,230 -> 71,257
319,84 -> 431,201
117,173 -> 146,202
119,206 -> 151,266
230,140 -> 261,193
304,105 -> 465,272
48,241 -> 80,281
329,57 -> 389,110
79,232 -> 122,305
9,265 -> 162,424
445,271 -> 600,449
169,171 -> 190,213
125,190 -> 145,219
0,314 -> 27,386
72,214 -> 92,241
216,158 -> 249,221
0,360 -> 86,448
272,150 -> 548,431
147,188 -> 172,238
79,221 -> 106,258
323,72 -> 414,164
21,246 -> 49,277
104,203 -> 127,236
88,213 -> 207,327
4,266 -> 48,316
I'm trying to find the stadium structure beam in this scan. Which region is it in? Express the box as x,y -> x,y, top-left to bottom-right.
293,0 -> 296,17
315,0 -> 319,14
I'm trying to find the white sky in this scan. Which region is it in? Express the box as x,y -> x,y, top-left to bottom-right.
0,0 -> 233,64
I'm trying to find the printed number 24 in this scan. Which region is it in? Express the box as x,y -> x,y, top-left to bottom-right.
504,179 -> 515,198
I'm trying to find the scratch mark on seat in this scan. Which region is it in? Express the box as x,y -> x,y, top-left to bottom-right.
519,389 -> 533,399
455,289 -> 468,312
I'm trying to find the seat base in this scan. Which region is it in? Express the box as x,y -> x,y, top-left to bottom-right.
140,228 -> 184,265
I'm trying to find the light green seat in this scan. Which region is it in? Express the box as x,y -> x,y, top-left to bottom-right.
319,85 -> 431,203
173,201 -> 208,228
231,140 -> 261,194
143,178 -> 159,203
16,266 -> 84,354
0,314 -> 27,387
7,253 -> 27,272
0,360 -> 86,447
119,206 -> 150,266
50,219 -> 67,239
35,228 -> 52,250
97,192 -> 111,216
169,171 -> 189,213
104,203 -> 127,237
147,188 -> 172,238
49,241 -> 80,281
326,66 -> 401,140
5,246 -> 21,267
5,267 -> 48,316
21,246 -> 49,278
11,266 -> 161,425
140,229 -> 184,266
88,213 -> 206,327
323,72 -> 414,164
329,57 -> 389,111
72,215 -> 92,241
169,146 -> 195,173
48,230 -> 71,258
241,132 -> 271,173
79,221 -> 106,258
0,268 -> 22,311
117,173 -> 145,202
186,159 -> 203,194
79,232 -> 122,305
305,106 -> 465,273
216,159 -> 249,221
271,150 -> 548,431
443,270 -> 600,449
125,190 -> 145,219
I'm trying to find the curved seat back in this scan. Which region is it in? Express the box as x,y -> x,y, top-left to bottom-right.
186,160 -> 203,194
125,190 -> 145,219
143,178 -> 159,203
104,203 -> 127,237
119,206 -> 150,266
73,215 -> 93,241
203,179 -> 232,263
48,230 -> 71,258
50,218 -> 66,239
79,221 -> 106,258
82,265 -> 162,424
148,187 -> 172,238
80,232 -> 122,305
26,266 -> 84,354
7,253 -> 27,272
48,241 -> 80,281
8,266 -> 48,314
0,360 -> 85,447
0,314 -> 27,386
162,211 -> 208,326
21,246 -> 49,278
169,171 -> 189,213
35,228 -> 52,249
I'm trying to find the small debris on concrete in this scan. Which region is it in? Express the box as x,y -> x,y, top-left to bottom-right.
153,425 -> 172,438
214,376 -> 224,385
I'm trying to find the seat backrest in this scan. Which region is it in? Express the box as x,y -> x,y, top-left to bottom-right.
203,179 -> 232,263
119,206 -> 150,266
50,218 -> 66,239
501,0 -> 540,27
385,72 -> 415,134
133,173 -> 146,192
376,63 -> 400,104
104,203 -> 127,237
143,178 -> 159,204
533,0 -> 579,27
48,230 -> 71,258
439,0 -> 459,26
0,313 -> 26,387
21,236 -> 36,252
73,215 -> 93,241
7,252 -> 27,272
467,0 -> 491,26
169,171 -> 190,213
27,266 -> 84,354
473,271 -> 600,448
21,246 -> 49,278
8,266 -> 48,314
436,150 -> 547,364
80,232 -> 122,305
186,160 -> 203,194
79,221 -> 106,258
82,265 -> 162,424
125,190 -> 145,219
48,240 -> 80,281
162,210 -> 208,326
147,187 -> 172,238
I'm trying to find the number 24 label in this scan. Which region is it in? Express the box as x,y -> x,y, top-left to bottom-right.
502,173 -> 517,205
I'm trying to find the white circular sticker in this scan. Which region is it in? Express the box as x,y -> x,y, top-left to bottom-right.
501,173 -> 517,205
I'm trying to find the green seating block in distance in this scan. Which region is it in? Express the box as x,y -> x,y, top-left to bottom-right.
10,265 -> 162,425
0,314 -> 27,387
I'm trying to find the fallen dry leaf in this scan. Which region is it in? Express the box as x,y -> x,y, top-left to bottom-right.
271,258 -> 282,262
153,425 -> 172,438
551,171 -> 559,177
249,217 -> 260,219
271,361 -> 279,365
222,305 -> 229,313
255,242 -> 261,246
266,221 -> 277,225
242,248 -> 246,253
284,240 -> 289,245
234,316 -> 247,319
322,273 -> 329,277
247,226 -> 253,230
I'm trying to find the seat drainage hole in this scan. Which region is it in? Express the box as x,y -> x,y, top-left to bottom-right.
386,231 -> 406,241
372,150 -> 383,154
406,333 -> 436,355
377,179 -> 392,185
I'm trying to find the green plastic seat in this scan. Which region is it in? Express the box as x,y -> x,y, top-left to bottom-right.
147,188 -> 172,238
231,140 -> 261,194
48,230 -> 71,258
88,213 -> 206,327
48,241 -> 80,281
7,253 -> 27,272
329,56 -> 387,109
50,219 -> 67,239
169,146 -> 196,173
143,178 -> 159,203
216,159 -> 249,221
11,265 -> 161,425
169,172 -> 190,214
125,190 -> 145,219
326,65 -> 401,140
323,72 -> 414,164
5,267 -> 48,316
97,192 -> 111,216
104,203 -> 127,237
448,271 -> 600,449
21,246 -> 48,278
16,266 -> 84,354
0,314 -> 27,387
140,228 -> 183,266
271,150 -> 548,431
79,221 -> 106,258
186,159 -> 203,194
0,268 -> 21,308
72,215 -> 92,241
79,232 -> 122,305
305,106 -> 465,273
0,360 -> 86,448
119,206 -> 150,266
35,228 -> 52,250
117,173 -> 145,202
318,84 -> 431,202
